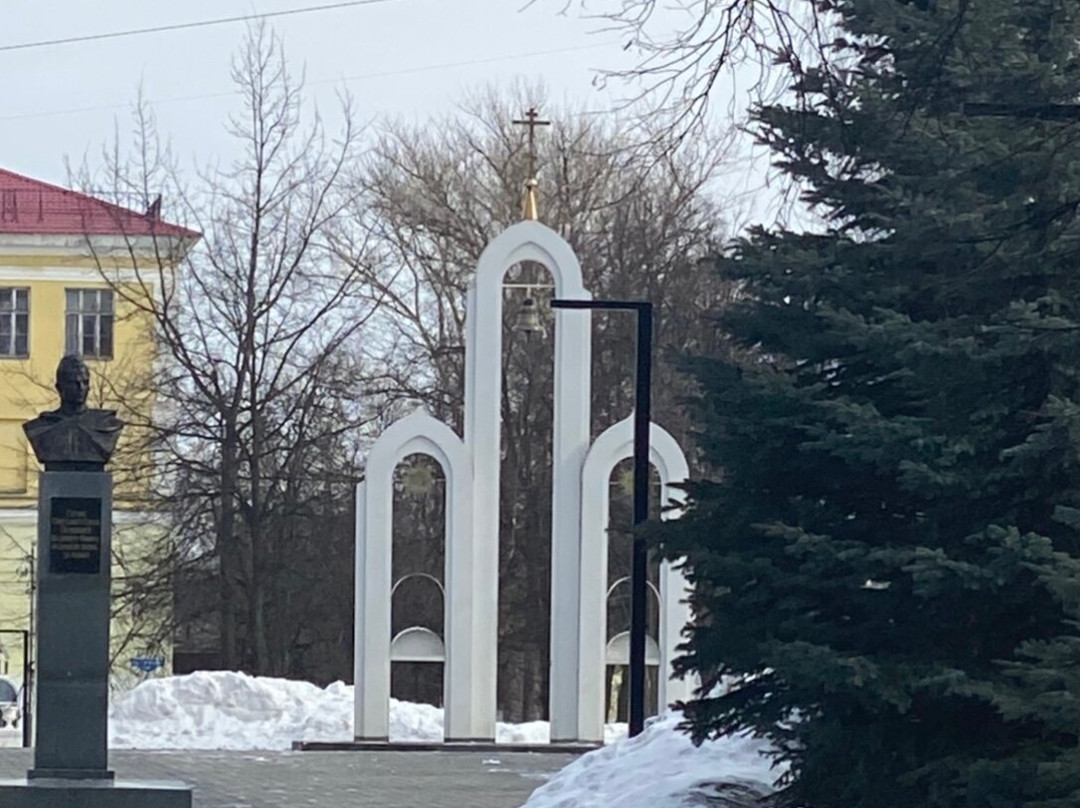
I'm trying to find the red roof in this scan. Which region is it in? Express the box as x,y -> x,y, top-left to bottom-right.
0,168 -> 199,239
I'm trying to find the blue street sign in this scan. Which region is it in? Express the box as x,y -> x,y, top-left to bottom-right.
130,656 -> 165,673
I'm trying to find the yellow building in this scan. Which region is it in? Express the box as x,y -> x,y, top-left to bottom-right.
0,168 -> 198,688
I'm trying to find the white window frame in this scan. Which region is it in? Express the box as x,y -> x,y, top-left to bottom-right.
0,287 -> 29,358
65,288 -> 114,359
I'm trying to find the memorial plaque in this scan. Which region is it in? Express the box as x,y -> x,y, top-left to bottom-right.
49,497 -> 103,574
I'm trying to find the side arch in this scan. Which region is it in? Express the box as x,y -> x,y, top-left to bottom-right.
462,220 -> 593,742
576,415 -> 692,742
354,407 -> 477,740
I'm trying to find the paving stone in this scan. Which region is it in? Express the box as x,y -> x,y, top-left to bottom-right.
0,748 -> 574,808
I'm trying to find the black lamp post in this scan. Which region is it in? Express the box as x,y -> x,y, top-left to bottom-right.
549,298 -> 654,737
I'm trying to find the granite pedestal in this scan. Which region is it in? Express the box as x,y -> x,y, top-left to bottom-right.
6,471 -> 191,807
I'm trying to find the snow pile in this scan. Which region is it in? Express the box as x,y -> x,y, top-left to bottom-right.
110,672 -> 781,807
496,719 -> 551,745
109,671 -> 346,750
519,711 -> 781,808
108,671 -> 625,750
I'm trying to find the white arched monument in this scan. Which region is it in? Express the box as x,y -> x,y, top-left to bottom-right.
354,408 -> 480,740
577,416 -> 692,742
354,220 -> 695,743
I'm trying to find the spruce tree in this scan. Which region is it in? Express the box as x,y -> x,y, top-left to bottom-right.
663,1 -> 1080,805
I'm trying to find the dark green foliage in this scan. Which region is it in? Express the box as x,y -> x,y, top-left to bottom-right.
662,1 -> 1080,805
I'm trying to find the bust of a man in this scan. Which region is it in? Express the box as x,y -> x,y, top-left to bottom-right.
23,355 -> 125,471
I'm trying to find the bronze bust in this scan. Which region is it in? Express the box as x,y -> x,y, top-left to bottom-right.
23,355 -> 125,472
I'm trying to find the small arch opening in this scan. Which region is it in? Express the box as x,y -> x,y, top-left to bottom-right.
391,453 -> 447,707
605,458 -> 665,724
497,260 -> 557,724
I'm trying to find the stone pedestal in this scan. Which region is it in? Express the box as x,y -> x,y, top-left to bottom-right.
11,471 -> 192,807
32,472 -> 112,779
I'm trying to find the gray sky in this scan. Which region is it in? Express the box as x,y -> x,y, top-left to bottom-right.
0,0 -> 663,187
0,0 -> 794,232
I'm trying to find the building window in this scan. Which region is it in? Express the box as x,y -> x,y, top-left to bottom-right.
0,288 -> 29,358
65,289 -> 114,359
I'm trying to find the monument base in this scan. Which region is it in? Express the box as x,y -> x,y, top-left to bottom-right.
0,777 -> 191,808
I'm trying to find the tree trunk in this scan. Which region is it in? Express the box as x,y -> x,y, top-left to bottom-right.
219,429 -> 240,669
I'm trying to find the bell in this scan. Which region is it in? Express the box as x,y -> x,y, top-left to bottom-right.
513,297 -> 544,335
402,463 -> 435,495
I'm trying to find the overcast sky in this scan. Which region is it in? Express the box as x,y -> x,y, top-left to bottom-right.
0,0 -> 673,184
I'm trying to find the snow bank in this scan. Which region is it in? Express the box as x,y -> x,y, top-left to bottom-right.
110,672 -> 782,808
108,671 -> 625,750
109,671 -> 343,750
519,711 -> 781,808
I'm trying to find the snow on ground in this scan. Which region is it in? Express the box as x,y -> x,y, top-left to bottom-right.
519,711 -> 781,808
108,671 -> 626,750
110,671 -> 780,808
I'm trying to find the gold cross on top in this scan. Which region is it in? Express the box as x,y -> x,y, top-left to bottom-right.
512,106 -> 551,179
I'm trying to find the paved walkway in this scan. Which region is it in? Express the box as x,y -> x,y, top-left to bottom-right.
0,748 -> 576,807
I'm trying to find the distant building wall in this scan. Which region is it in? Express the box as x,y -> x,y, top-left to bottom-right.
0,168 -> 199,682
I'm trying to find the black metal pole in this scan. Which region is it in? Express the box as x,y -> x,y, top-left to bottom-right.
550,298 -> 654,737
26,552 -> 34,750
628,303 -> 653,737
22,630 -> 31,749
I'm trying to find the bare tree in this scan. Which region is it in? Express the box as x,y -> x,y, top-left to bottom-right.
78,22 -> 380,678
337,83 -> 735,718
548,0 -> 836,134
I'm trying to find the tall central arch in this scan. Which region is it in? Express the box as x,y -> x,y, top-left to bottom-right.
463,221 -> 592,741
